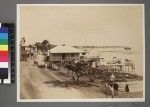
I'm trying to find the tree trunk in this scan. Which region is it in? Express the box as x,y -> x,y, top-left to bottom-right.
67,69 -> 69,74
77,76 -> 79,83
75,73 -> 80,83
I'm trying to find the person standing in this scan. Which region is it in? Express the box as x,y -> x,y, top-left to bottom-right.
125,84 -> 130,92
110,85 -> 114,98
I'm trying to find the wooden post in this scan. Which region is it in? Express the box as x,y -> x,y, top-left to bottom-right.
70,53 -> 71,61
61,53 -> 62,62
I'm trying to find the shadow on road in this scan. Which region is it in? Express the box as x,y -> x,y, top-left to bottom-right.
43,80 -> 94,88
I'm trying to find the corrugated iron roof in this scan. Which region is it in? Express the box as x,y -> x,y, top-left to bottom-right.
48,45 -> 84,54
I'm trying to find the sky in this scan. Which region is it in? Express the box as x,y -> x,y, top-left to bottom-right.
19,5 -> 144,51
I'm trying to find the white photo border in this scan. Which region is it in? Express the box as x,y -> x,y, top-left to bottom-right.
17,4 -> 145,102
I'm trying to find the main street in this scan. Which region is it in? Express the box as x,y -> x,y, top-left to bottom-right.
20,61 -> 107,99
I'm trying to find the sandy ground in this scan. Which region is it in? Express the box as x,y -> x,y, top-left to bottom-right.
20,61 -> 107,99
20,61 -> 143,99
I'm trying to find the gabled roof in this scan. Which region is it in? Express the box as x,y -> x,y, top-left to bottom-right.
48,45 -> 84,54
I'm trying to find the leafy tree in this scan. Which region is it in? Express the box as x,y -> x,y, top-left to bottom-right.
34,40 -> 56,52
41,40 -> 56,51
64,60 -> 88,83
42,40 -> 49,46
35,42 -> 42,52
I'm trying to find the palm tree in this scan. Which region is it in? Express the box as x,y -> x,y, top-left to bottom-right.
35,42 -> 42,52
20,37 -> 26,46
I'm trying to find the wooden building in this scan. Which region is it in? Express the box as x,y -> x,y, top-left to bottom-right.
48,45 -> 84,62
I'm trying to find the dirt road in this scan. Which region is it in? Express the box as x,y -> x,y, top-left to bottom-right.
20,61 -> 107,99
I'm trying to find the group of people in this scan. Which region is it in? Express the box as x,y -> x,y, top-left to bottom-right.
105,82 -> 130,98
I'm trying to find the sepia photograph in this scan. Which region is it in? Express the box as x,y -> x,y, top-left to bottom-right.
17,4 -> 145,102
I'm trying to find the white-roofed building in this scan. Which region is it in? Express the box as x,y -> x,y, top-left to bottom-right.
48,45 -> 84,62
